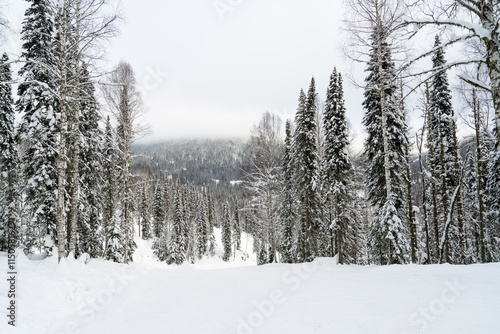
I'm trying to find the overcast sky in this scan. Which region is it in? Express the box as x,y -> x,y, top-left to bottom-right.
5,0 -> 448,147
5,0 -> 363,142
108,0 -> 366,143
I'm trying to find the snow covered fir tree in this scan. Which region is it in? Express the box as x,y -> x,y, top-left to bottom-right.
362,18 -> 410,265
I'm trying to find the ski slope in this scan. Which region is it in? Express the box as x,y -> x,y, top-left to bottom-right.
1,231 -> 499,334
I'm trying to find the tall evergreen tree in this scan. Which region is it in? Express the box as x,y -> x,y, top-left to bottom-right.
152,221 -> 170,262
293,79 -> 321,262
152,182 -> 164,238
196,191 -> 208,259
279,120 -> 296,263
427,35 -> 465,264
362,21 -> 409,265
0,53 -> 18,251
17,0 -> 58,255
76,63 -> 103,258
221,203 -> 232,262
232,201 -> 242,252
102,116 -> 124,262
140,184 -> 152,240
206,188 -> 217,255
169,188 -> 186,265
322,68 -> 361,264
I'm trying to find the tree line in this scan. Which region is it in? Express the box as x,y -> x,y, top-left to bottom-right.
244,0 -> 500,265
0,0 -> 146,263
1,0 -> 499,266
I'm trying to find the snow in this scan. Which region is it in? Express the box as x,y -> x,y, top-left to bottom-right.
230,180 -> 243,186
1,237 -> 500,333
411,18 -> 491,39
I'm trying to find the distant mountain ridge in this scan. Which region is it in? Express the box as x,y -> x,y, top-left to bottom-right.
132,138 -> 246,187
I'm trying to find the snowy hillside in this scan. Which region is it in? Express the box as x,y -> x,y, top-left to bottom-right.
1,230 -> 499,334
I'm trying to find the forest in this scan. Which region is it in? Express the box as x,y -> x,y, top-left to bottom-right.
0,0 -> 499,269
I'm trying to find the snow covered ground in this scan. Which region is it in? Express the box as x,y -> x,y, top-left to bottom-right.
1,231 -> 500,334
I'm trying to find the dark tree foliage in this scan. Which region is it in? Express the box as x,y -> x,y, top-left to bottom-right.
362,23 -> 409,265
0,53 -> 18,251
17,0 -> 59,255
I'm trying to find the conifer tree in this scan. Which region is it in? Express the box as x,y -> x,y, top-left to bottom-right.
232,201 -> 242,252
293,78 -> 321,262
17,0 -> 58,255
104,212 -> 124,263
362,21 -> 409,265
427,35 -> 465,263
162,178 -> 171,228
206,188 -> 217,255
76,63 -> 104,258
322,68 -> 361,264
152,182 -> 164,238
258,241 -> 268,266
102,116 -> 124,262
221,203 -> 232,261
140,185 -> 152,240
153,222 -> 170,262
196,191 -> 208,259
280,120 -> 296,263
0,53 -> 18,251
170,188 -> 186,265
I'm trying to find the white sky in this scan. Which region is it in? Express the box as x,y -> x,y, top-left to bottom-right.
107,0 -> 364,143
3,0 -> 473,148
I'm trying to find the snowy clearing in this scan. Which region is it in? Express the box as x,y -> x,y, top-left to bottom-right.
1,234 -> 500,334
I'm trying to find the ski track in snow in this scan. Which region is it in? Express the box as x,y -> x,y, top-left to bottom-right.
1,231 -> 499,334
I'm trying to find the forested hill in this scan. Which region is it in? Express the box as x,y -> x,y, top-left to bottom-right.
131,138 -> 247,187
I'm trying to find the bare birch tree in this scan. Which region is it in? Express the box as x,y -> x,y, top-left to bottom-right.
102,61 -> 147,263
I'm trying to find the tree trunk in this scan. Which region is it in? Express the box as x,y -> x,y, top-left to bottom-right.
472,88 -> 487,262
482,8 -> 500,141
68,0 -> 82,256
406,150 -> 418,263
304,195 -> 311,261
56,5 -> 69,262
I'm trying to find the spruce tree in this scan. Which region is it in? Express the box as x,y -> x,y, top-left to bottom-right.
104,213 -> 124,263
170,188 -> 186,265
76,63 -> 104,258
0,53 -> 18,251
258,241 -> 268,266
196,191 -> 208,259
362,23 -> 409,265
221,203 -> 232,261
102,116 -> 124,262
427,35 -> 464,263
232,201 -> 242,252
206,188 -> 217,255
152,183 -> 164,238
293,78 -> 321,262
140,185 -> 152,240
322,68 -> 360,264
17,0 -> 58,255
153,222 -> 170,262
280,120 -> 296,263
